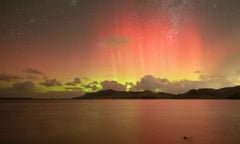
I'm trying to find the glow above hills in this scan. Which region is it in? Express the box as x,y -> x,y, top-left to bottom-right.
0,0 -> 240,97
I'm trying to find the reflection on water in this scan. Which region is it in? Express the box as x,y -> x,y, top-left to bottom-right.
0,100 -> 240,144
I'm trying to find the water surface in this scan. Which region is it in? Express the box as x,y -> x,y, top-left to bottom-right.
1,100 -> 240,144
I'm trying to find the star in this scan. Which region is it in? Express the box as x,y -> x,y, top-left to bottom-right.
71,0 -> 78,6
29,18 -> 34,24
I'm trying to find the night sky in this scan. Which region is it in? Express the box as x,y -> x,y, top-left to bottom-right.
1,0 -> 240,98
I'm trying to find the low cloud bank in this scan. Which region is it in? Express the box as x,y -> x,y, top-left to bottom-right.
0,72 -> 237,98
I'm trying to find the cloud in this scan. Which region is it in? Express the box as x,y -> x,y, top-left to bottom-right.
0,74 -> 22,81
84,84 -> 98,91
131,74 -> 235,94
82,81 -> 100,91
24,68 -> 46,80
132,75 -> 169,91
0,73 -> 236,98
24,68 -> 44,75
0,81 -> 36,97
199,74 -> 225,81
194,70 -> 202,74
160,80 -> 200,94
65,77 -> 81,86
101,80 -> 127,91
105,36 -> 130,46
40,79 -> 62,87
11,81 -> 35,93
0,81 -> 84,98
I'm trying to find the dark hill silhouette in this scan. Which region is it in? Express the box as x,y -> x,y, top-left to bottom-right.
73,89 -> 175,99
73,86 -> 240,99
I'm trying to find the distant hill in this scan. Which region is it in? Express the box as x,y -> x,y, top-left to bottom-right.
182,86 -> 240,99
73,86 -> 240,99
0,97 -> 33,100
73,89 -> 176,99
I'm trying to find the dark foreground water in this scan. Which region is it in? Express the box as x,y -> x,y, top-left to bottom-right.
1,100 -> 240,144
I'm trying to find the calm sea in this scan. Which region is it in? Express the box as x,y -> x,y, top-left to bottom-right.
0,100 -> 240,144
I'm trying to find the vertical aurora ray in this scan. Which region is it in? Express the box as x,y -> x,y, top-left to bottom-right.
0,0 -> 239,96
95,4 -> 203,82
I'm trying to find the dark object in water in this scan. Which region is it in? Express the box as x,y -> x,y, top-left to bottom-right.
183,136 -> 189,140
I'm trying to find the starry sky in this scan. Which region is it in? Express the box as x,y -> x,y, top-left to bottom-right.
1,0 -> 240,98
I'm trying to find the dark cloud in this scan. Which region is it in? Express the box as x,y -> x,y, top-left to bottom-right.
0,81 -> 84,98
101,80 -> 127,91
24,68 -> 44,75
194,70 -> 202,74
0,81 -> 36,97
11,81 -> 35,93
74,77 -> 81,83
199,74 -> 225,81
65,77 -> 81,86
131,74 -> 235,94
0,74 -> 22,81
106,36 -> 130,46
82,81 -> 100,91
132,75 -> 169,91
84,85 -> 98,91
0,74 -> 236,98
40,79 -> 62,87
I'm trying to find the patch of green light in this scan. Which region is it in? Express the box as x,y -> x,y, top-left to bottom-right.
154,88 -> 162,93
36,85 -> 66,93
0,82 -> 12,88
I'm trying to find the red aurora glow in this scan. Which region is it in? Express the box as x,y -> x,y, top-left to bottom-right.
95,6 -> 203,81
